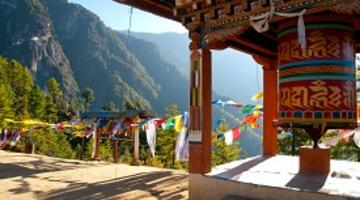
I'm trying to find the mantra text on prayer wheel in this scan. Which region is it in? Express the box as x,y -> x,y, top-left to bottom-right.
278,21 -> 357,130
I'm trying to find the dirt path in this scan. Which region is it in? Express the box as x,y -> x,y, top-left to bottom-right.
0,150 -> 188,200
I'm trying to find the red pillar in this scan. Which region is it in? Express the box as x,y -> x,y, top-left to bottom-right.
254,55 -> 278,156
189,48 -> 212,174
262,62 -> 278,156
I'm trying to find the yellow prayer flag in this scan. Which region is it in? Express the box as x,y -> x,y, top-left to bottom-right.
174,115 -> 184,132
251,91 -> 264,101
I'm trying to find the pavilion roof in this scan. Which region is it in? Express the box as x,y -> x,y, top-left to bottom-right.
115,0 -> 360,58
114,0 -> 178,21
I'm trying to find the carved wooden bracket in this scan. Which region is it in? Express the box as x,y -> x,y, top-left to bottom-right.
252,55 -> 277,70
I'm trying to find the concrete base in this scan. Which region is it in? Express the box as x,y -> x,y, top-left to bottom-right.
299,147 -> 330,175
189,155 -> 360,200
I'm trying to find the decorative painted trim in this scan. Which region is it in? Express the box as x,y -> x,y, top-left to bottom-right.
279,74 -> 355,83
278,23 -> 355,38
278,60 -> 355,70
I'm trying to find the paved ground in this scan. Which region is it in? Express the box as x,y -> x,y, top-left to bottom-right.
0,150 -> 188,200
201,155 -> 360,200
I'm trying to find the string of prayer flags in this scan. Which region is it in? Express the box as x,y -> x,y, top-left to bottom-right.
251,91 -> 264,101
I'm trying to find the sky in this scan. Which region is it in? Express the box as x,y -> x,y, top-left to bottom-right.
68,0 -> 187,33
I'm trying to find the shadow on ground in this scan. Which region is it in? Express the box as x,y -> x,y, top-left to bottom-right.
0,157 -> 98,179
38,171 -> 188,200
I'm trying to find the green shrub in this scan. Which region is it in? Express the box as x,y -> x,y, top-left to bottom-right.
28,129 -> 75,159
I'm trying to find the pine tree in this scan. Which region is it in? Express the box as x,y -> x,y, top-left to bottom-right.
155,103 -> 181,168
45,95 -> 58,123
0,57 -> 14,126
212,122 -> 241,166
67,98 -> 82,117
0,84 -> 14,126
81,87 -> 95,111
28,85 -> 46,120
7,60 -> 33,119
102,101 -> 118,111
45,77 -> 66,121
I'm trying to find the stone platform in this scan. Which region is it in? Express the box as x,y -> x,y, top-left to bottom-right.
189,155 -> 360,200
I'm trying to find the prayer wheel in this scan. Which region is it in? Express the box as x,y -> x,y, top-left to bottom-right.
277,19 -> 357,146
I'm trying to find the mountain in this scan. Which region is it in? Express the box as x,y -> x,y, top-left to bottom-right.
0,0 -> 79,96
132,32 -> 264,105
0,0 -> 260,155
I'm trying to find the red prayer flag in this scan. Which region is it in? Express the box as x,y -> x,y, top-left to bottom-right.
232,127 -> 241,140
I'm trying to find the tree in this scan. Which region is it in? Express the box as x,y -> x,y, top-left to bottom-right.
123,100 -> 146,110
212,122 -> 241,166
81,87 -> 95,111
45,95 -> 58,123
6,60 -> 33,119
102,101 -> 118,111
154,103 -> 184,168
0,84 -> 14,126
278,129 -> 312,155
332,140 -> 360,162
28,85 -> 46,120
67,98 -> 82,117
166,103 -> 181,116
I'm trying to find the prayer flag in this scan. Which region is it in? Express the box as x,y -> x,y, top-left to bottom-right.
224,130 -> 233,145
232,127 -> 241,140
251,91 -> 264,101
174,115 -> 184,132
146,120 -> 157,157
212,99 -> 226,106
225,100 -> 243,108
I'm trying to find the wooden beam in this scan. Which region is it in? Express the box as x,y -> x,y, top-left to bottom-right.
232,36 -> 277,57
91,128 -> 100,160
115,0 -> 179,21
113,140 -> 119,163
226,39 -> 276,60
207,40 -> 227,50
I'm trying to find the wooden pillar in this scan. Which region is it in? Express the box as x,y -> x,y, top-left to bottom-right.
189,46 -> 212,174
113,140 -> 119,163
131,127 -> 140,166
254,55 -> 278,156
262,62 -> 278,156
91,128 -> 100,160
